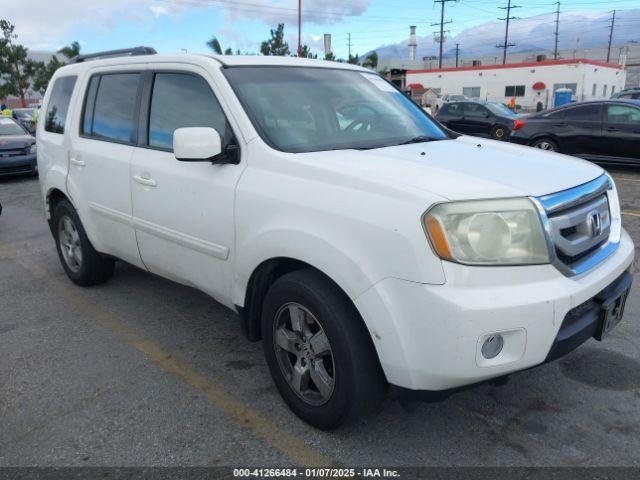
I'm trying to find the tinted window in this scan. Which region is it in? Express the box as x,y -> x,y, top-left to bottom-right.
505,85 -> 525,97
441,103 -> 461,114
89,73 -> 140,142
563,104 -> 601,121
605,105 -> 640,124
148,73 -> 228,149
45,76 -> 77,134
463,103 -> 488,117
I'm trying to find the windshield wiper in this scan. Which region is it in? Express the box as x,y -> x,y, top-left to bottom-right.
396,135 -> 440,145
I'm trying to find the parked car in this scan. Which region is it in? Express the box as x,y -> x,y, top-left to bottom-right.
510,100 -> 640,166
38,48 -> 634,429
0,116 -> 37,177
435,100 -> 522,140
611,87 -> 640,100
13,108 -> 37,134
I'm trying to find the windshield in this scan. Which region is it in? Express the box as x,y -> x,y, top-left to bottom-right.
223,66 -> 448,153
0,118 -> 27,135
485,102 -> 518,118
14,108 -> 35,120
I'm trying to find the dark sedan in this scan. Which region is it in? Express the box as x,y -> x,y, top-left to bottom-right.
0,117 -> 37,176
510,100 -> 640,166
434,100 -> 522,141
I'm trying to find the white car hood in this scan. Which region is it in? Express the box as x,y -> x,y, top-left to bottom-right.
301,136 -> 604,201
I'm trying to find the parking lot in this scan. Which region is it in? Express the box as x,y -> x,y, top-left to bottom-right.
0,168 -> 639,468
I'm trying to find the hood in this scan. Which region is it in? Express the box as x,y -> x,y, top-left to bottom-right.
0,135 -> 35,150
300,135 -> 603,201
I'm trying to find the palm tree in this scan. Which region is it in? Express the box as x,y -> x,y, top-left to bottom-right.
57,41 -> 81,60
206,36 -> 222,55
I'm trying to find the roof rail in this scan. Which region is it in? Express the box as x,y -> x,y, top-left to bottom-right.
68,46 -> 157,64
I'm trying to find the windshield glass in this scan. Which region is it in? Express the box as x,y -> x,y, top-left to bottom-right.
0,118 -> 27,135
14,108 -> 35,120
486,102 -> 518,118
224,66 -> 448,153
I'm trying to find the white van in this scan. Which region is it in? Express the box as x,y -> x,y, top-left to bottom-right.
38,48 -> 634,429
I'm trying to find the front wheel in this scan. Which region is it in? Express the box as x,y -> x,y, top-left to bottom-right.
262,269 -> 387,429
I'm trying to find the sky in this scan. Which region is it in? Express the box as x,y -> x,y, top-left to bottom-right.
3,0 -> 640,60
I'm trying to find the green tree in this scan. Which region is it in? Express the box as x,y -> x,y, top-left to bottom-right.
299,45 -> 317,59
206,36 -> 222,55
362,51 -> 378,69
348,53 -> 359,65
324,51 -> 336,61
224,47 -> 233,55
57,41 -> 81,60
260,24 -> 289,56
27,55 -> 66,95
0,20 -> 34,107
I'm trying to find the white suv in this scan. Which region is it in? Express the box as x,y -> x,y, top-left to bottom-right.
38,48 -> 634,429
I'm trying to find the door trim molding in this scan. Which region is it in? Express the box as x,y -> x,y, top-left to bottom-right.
87,201 -> 230,260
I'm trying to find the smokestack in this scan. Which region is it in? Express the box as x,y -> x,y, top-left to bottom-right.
324,34 -> 332,56
408,25 -> 417,61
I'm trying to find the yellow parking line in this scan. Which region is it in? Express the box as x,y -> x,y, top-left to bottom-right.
0,243 -> 332,467
623,211 -> 640,218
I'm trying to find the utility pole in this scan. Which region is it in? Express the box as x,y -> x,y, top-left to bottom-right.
553,2 -> 560,60
496,0 -> 520,65
347,32 -> 352,59
297,0 -> 302,57
606,9 -> 616,63
455,43 -> 460,67
432,0 -> 455,69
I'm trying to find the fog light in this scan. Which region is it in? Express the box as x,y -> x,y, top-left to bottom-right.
481,334 -> 504,359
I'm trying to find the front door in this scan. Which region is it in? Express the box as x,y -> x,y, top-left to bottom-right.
598,103 -> 640,163
130,68 -> 244,306
554,103 -> 602,156
461,103 -> 491,136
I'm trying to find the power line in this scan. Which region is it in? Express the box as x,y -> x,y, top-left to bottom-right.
607,9 -> 616,63
433,0 -> 456,69
496,0 -> 521,64
553,2 -> 560,60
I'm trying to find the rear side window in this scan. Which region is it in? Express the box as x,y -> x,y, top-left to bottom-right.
148,73 -> 229,150
82,73 -> 140,143
45,76 -> 77,134
441,103 -> 460,114
563,104 -> 601,121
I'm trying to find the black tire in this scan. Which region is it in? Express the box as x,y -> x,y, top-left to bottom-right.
530,137 -> 559,152
53,199 -> 115,286
491,124 -> 509,141
262,269 -> 387,429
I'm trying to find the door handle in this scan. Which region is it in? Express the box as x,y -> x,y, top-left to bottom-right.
132,175 -> 157,187
605,127 -> 619,132
69,155 -> 85,167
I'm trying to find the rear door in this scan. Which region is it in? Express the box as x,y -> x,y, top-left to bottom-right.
461,103 -> 491,136
552,103 -> 602,155
130,66 -> 244,305
67,71 -> 144,267
599,103 -> 640,163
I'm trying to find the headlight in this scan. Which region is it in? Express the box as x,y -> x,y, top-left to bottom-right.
423,198 -> 550,265
29,144 -> 36,154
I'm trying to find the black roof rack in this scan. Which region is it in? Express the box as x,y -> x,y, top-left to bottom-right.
69,46 -> 157,64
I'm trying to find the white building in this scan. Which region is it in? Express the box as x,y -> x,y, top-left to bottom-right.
405,58 -> 627,110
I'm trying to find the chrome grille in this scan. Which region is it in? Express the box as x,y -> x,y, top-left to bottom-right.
535,175 -> 619,276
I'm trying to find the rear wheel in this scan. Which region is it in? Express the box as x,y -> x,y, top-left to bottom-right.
491,125 -> 509,141
262,269 -> 387,429
53,199 -> 115,286
531,137 -> 559,152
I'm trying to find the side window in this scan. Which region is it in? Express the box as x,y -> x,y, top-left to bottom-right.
148,73 -> 228,150
505,85 -> 525,97
44,76 -> 77,134
563,104 -> 601,121
83,73 -> 140,143
605,105 -> 640,124
463,103 -> 488,117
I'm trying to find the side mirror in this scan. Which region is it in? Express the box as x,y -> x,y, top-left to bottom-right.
173,127 -> 239,164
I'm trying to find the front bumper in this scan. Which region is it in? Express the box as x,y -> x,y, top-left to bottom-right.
354,229 -> 634,391
0,153 -> 37,176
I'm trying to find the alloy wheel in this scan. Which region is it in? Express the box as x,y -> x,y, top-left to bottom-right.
58,215 -> 83,272
534,141 -> 555,151
273,303 -> 335,406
